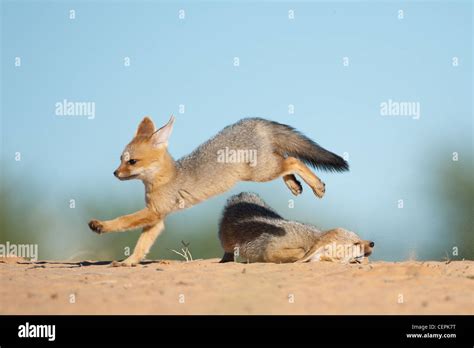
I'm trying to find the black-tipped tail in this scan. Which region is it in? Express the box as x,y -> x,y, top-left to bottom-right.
269,121 -> 349,172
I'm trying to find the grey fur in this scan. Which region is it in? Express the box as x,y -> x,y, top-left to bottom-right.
147,118 -> 348,216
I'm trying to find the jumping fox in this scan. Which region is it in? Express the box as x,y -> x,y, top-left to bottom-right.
219,192 -> 374,264
88,116 -> 349,266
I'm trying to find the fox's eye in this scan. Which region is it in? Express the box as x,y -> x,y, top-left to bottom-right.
128,159 -> 137,165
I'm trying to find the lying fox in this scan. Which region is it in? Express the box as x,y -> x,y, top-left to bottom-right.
219,192 -> 374,263
88,116 -> 348,266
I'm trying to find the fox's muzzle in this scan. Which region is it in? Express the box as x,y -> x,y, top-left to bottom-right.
364,241 -> 375,256
114,169 -> 139,181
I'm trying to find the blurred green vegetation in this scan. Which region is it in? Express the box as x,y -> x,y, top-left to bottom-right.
435,157 -> 474,260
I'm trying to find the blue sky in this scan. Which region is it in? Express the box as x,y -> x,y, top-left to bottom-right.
1,0 -> 472,261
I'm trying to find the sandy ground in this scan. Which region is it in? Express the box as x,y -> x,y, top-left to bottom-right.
1,257 -> 473,315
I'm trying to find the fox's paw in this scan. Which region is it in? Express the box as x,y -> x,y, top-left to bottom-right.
88,219 -> 105,234
312,180 -> 326,198
283,175 -> 303,196
287,179 -> 303,196
111,258 -> 139,267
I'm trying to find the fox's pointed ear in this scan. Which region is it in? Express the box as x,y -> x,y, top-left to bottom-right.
135,117 -> 156,137
151,115 -> 175,147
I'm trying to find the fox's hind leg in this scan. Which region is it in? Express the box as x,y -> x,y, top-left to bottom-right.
283,174 -> 303,196
265,247 -> 307,263
282,157 -> 325,198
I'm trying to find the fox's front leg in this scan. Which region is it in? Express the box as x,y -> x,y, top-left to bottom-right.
113,221 -> 165,267
88,208 -> 160,234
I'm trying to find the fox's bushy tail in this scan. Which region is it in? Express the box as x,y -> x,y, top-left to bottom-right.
268,120 -> 349,172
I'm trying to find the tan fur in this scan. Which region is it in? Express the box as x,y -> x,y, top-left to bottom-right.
89,116 -> 348,266
281,157 -> 326,197
297,228 -> 375,263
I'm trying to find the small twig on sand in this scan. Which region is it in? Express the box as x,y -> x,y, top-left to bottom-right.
168,240 -> 193,262
443,251 -> 452,265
